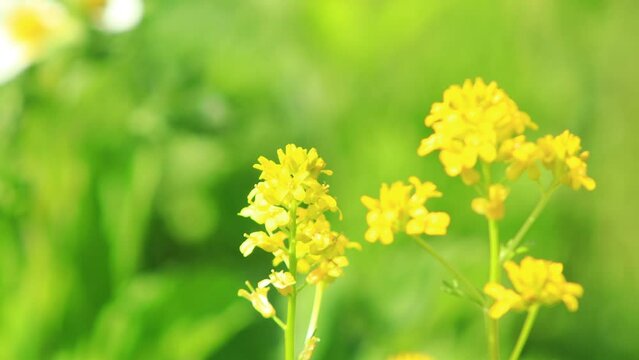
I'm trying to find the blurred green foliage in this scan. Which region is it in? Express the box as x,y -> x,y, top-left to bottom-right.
1,0 -> 638,359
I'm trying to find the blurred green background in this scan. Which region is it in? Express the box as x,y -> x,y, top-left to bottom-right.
1,0 -> 638,359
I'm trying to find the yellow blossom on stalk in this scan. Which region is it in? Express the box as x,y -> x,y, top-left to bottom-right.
484,256 -> 584,319
239,231 -> 287,257
299,336 -> 320,360
498,135 -> 541,181
239,190 -> 290,233
471,184 -> 509,220
258,270 -> 296,296
237,281 -> 276,319
536,130 -> 596,191
239,144 -> 359,321
361,177 -> 450,244
418,78 -> 537,182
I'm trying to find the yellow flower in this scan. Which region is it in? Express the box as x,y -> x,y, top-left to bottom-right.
239,190 -> 290,233
258,270 -> 296,296
483,283 -> 525,319
251,144 -> 335,210
240,144 -> 358,318
299,336 -> 320,360
564,154 -> 596,191
498,135 -> 541,181
239,231 -> 287,257
484,256 -> 584,319
418,78 -> 537,180
237,281 -> 276,318
361,181 -> 411,244
306,256 -> 349,285
388,353 -> 433,360
361,177 -> 450,244
471,184 -> 509,220
536,130 -> 596,191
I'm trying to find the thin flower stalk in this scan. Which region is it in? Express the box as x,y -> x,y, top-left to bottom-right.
412,236 -> 484,306
509,304 -> 540,360
286,203 -> 298,360
501,184 -> 559,263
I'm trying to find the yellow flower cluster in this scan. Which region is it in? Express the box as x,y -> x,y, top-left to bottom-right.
418,78 -> 537,184
419,79 -> 596,220
361,177 -> 450,245
484,256 -> 584,319
238,144 -> 359,317
499,130 -> 596,191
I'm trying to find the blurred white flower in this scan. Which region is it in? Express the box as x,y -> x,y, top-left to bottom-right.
0,0 -> 78,85
0,30 -> 29,84
88,0 -> 144,34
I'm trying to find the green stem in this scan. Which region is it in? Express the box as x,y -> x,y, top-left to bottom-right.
273,315 -> 287,331
509,304 -> 540,360
489,219 -> 500,283
487,217 -> 501,360
305,282 -> 325,341
412,236 -> 485,306
481,162 -> 500,360
285,204 -> 298,360
501,185 -> 558,263
485,314 -> 500,360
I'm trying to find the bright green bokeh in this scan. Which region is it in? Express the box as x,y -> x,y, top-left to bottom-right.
1,0 -> 637,359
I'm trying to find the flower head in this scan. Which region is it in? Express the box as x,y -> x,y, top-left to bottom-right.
245,144 -> 337,212
239,231 -> 287,257
471,184 -> 509,220
361,177 -> 450,244
237,281 -> 276,318
484,256 -> 584,319
239,145 -> 359,320
536,130 -> 596,191
498,135 -> 541,181
84,0 -> 144,34
0,0 -> 78,84
258,270 -> 296,296
418,78 -> 536,180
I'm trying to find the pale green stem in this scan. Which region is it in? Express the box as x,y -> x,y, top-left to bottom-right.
485,314 -> 500,360
489,219 -> 500,283
412,236 -> 485,306
285,203 -> 298,360
509,304 -> 540,360
501,185 -> 558,263
481,162 -> 501,360
487,218 -> 501,360
273,315 -> 287,331
305,281 -> 325,341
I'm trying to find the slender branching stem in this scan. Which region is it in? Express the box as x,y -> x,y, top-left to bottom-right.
509,304 -> 540,360
273,315 -> 287,331
412,236 -> 485,306
305,281 -> 325,341
501,184 -> 559,263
